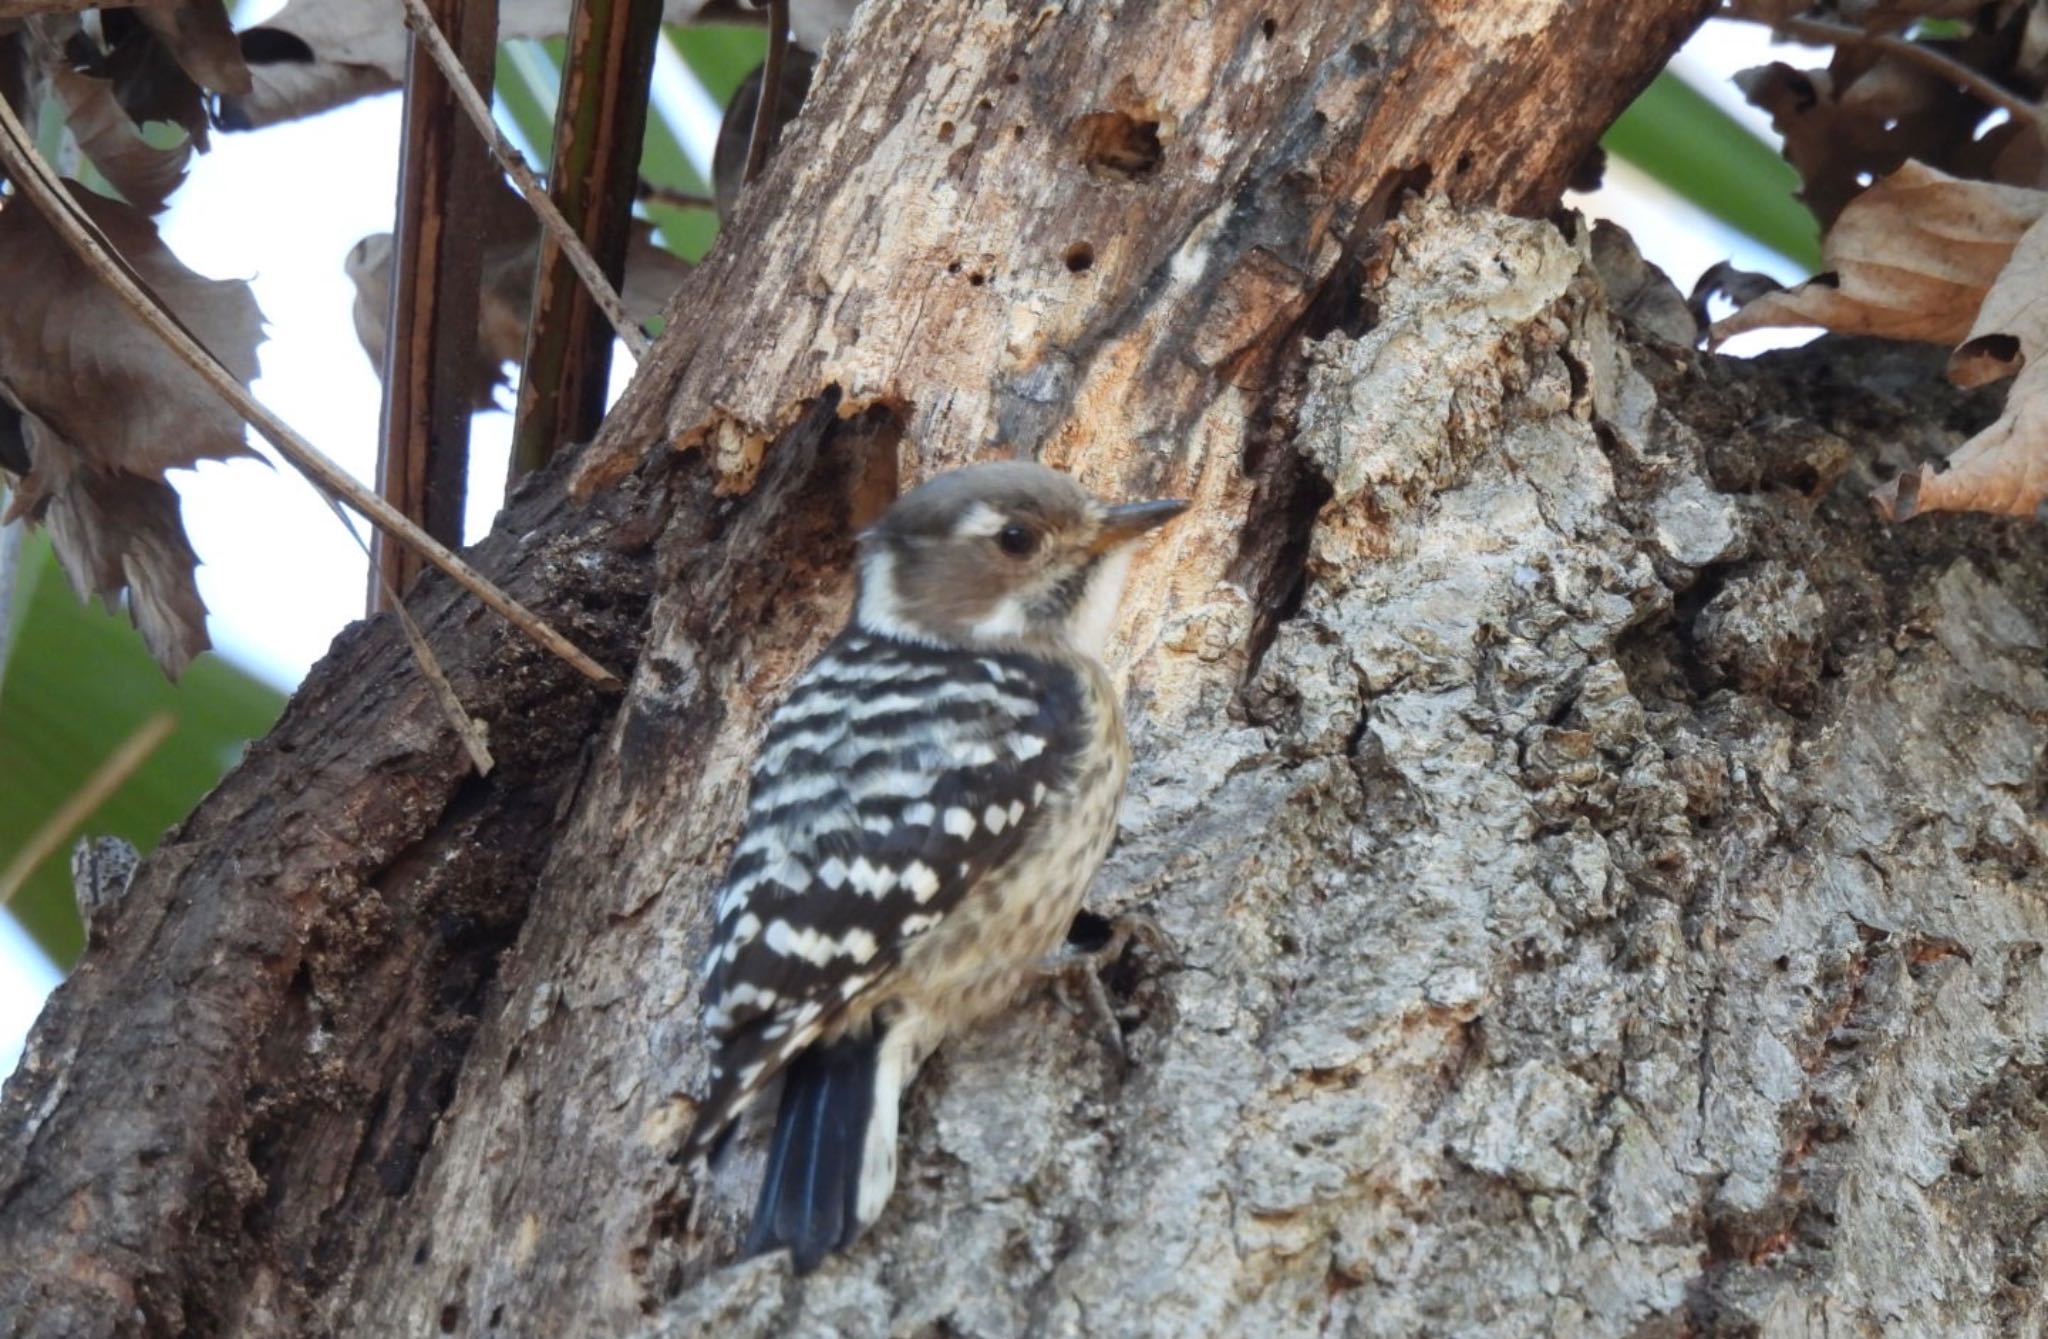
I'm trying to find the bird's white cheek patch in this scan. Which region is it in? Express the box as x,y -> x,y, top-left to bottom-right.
1070,545 -> 1135,659
970,595 -> 1028,641
855,549 -> 940,646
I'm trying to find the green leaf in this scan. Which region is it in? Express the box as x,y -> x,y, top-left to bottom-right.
496,41 -> 561,163
670,22 -> 766,106
0,538 -> 284,965
497,25 -> 767,265
1603,71 -> 1822,273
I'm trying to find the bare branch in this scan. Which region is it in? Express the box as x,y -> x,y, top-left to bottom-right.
637,177 -> 715,212
0,95 -> 624,690
509,0 -> 667,477
744,0 -> 791,184
372,0 -> 499,608
397,0 -> 650,358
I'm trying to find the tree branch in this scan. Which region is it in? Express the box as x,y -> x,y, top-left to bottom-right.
371,0 -> 499,608
508,0 -> 666,477
397,0 -> 648,358
743,0 -> 790,183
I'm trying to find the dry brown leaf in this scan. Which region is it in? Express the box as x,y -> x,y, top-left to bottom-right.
1876,211 -> 2048,520
344,177 -> 689,407
3,8 -> 246,211
50,65 -> 191,214
1735,3 -> 2048,226
0,184 -> 261,481
42,456 -> 213,675
0,185 -> 265,676
132,1 -> 252,98
1710,161 -> 2048,347
220,0 -> 715,131
72,8 -> 229,151
1737,58 -> 1984,227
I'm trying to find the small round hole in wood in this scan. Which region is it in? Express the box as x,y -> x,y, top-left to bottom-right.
1069,110 -> 1164,180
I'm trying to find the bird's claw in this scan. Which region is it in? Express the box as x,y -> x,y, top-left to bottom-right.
1039,911 -> 1175,1068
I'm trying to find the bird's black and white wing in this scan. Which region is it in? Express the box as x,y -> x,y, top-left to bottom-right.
683,630 -> 1087,1156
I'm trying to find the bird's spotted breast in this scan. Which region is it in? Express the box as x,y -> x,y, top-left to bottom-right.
696,631 -> 1094,1099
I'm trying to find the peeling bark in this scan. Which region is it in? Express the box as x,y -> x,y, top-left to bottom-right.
11,2 -> 2047,1337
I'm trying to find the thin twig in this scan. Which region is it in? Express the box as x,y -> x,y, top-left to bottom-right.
1743,10 -> 2048,133
745,0 -> 791,183
0,94 -> 623,690
0,0 -> 152,16
398,0 -> 650,358
637,178 -> 716,212
339,499 -> 496,774
0,712 -> 174,909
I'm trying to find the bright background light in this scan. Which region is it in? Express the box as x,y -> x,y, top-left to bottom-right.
0,17 -> 1829,1075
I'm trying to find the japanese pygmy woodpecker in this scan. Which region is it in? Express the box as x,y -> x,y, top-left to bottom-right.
681,460 -> 1186,1272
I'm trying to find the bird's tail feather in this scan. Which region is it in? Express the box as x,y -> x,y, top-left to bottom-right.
744,1031 -> 883,1273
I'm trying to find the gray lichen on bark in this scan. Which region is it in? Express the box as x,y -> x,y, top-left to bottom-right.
657,202 -> 2048,1337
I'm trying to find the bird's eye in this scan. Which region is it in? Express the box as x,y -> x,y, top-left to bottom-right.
995,524 -> 1039,558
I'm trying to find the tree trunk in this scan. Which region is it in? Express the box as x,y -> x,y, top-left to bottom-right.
11,1 -> 2048,1336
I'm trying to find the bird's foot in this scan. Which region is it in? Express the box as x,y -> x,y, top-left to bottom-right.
1039,910 -> 1176,1069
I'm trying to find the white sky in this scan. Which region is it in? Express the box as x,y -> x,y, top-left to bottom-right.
0,18 -> 1830,1074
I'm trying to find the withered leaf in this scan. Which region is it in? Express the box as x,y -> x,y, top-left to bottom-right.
1710,161 -> 2048,347
1736,43 -> 2025,230
8,8 -> 246,211
42,456 -> 213,676
51,65 -> 192,214
219,0 -> 715,131
131,1 -> 252,98
74,6 -> 246,151
0,186 -> 266,677
1876,211 -> 2048,520
344,177 -> 689,408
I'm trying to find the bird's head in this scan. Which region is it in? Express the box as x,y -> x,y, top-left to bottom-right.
854,461 -> 1186,657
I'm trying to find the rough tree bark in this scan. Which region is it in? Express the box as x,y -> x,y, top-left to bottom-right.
7,1 -> 2047,1336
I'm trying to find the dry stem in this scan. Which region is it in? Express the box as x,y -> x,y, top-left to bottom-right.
398,0 -> 652,358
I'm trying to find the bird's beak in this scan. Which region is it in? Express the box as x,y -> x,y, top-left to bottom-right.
1090,498 -> 1189,555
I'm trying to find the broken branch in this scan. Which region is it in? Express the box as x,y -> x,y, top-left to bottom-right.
397,0 -> 649,357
